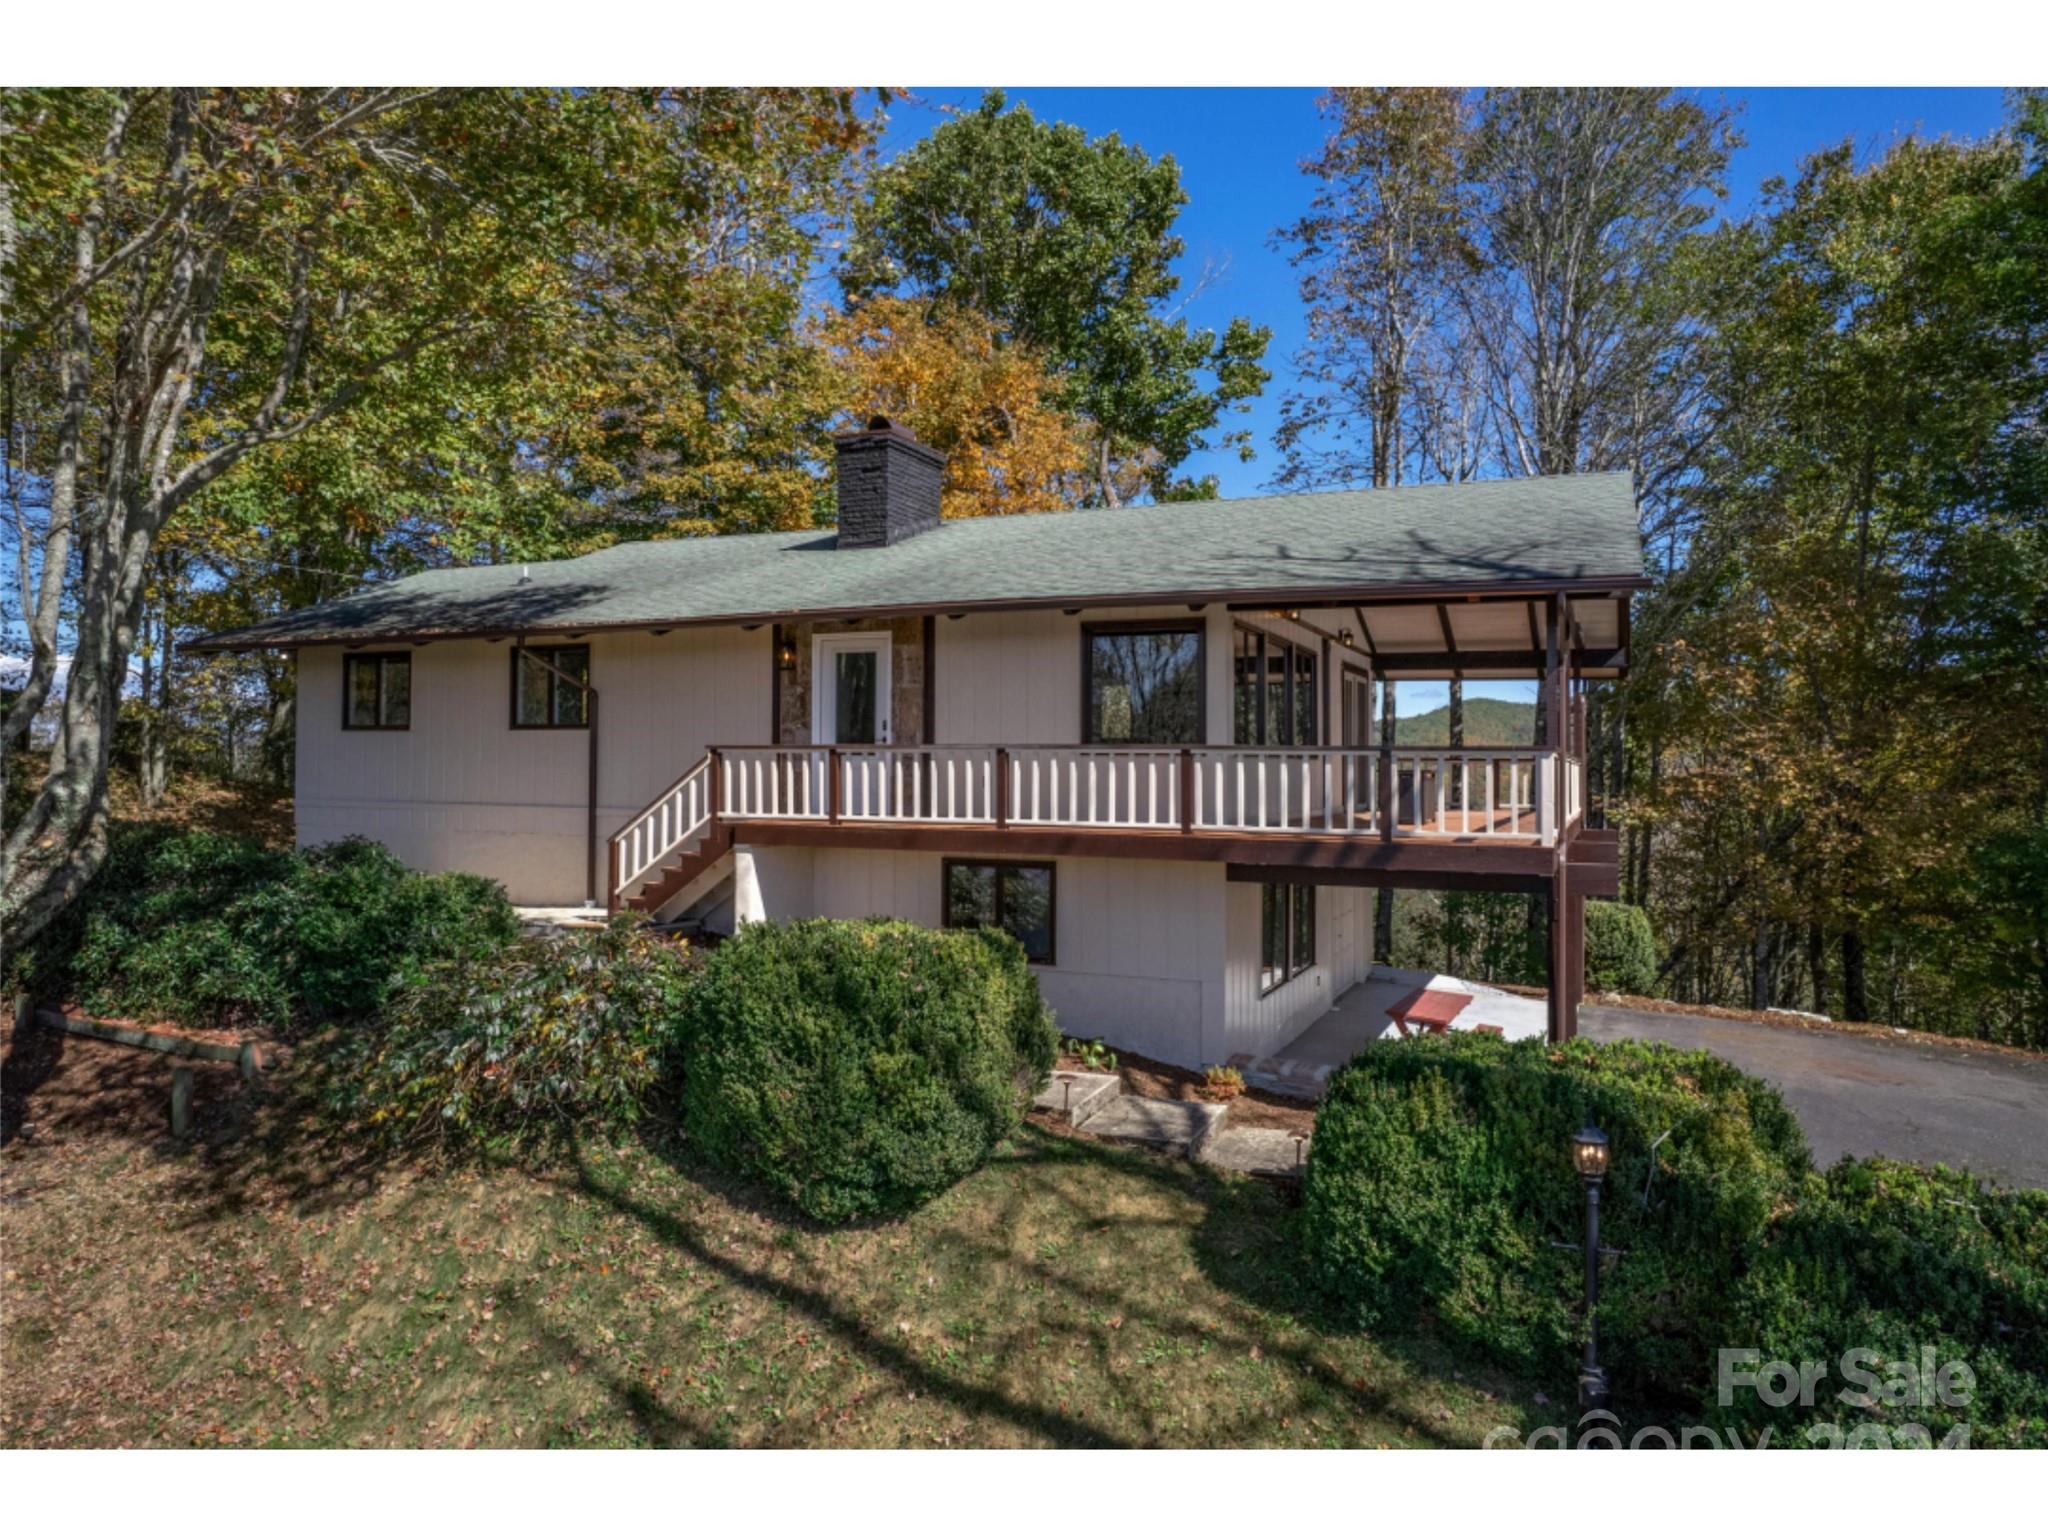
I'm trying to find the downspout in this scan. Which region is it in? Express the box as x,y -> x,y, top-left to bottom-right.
514,636 -> 602,908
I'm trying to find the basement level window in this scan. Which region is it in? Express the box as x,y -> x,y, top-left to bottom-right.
343,653 -> 411,730
1260,882 -> 1316,995
943,859 -> 1056,965
512,645 -> 590,729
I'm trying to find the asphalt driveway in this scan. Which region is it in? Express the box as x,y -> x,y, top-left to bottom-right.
1579,1004 -> 2048,1190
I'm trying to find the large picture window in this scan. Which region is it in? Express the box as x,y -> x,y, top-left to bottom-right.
943,859 -> 1056,965
511,644 -> 590,729
1259,882 -> 1316,994
343,652 -> 411,730
1234,626 -> 1318,746
1083,622 -> 1204,743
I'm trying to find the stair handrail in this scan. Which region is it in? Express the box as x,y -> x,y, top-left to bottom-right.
608,751 -> 717,909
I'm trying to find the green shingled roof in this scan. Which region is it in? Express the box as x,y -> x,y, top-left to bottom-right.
187,472 -> 1645,651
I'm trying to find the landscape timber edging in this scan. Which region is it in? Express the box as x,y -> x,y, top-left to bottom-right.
27,1002 -> 267,1079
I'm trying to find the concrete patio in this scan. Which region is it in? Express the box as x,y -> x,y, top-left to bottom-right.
1228,965 -> 1548,1098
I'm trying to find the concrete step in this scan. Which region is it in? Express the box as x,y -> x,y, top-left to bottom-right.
1081,1095 -> 1227,1159
1197,1125 -> 1312,1181
1034,1070 -> 1121,1128
1225,1052 -> 1338,1102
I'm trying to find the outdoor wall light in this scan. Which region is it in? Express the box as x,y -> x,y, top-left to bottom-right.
1337,626 -> 1356,648
776,635 -> 798,672
1572,1120 -> 1612,1414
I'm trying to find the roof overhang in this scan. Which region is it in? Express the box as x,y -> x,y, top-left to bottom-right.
182,572 -> 1648,657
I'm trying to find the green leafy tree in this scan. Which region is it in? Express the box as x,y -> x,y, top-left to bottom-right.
1630,95 -> 2048,1041
841,92 -> 1271,505
0,88 -> 871,946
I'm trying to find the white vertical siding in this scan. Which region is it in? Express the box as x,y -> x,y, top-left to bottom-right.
295,627 -> 770,903
932,603 -> 1238,747
795,848 -> 1228,1069
294,605 -> 1368,1067
1218,878 -> 1373,1064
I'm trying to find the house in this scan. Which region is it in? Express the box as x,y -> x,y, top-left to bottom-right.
187,419 -> 1640,1070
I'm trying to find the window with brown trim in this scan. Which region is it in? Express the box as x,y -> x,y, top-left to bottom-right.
1234,625 -> 1318,746
1083,621 -> 1204,744
1259,882 -> 1316,994
943,859 -> 1056,965
343,652 -> 411,730
511,645 -> 590,729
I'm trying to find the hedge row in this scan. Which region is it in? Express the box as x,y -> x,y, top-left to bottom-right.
1301,1034 -> 2048,1445
8,826 -> 516,1030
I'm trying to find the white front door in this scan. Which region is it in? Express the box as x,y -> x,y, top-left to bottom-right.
812,633 -> 892,745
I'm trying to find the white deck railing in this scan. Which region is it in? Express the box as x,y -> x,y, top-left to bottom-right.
713,743 -> 1578,847
611,754 -> 716,892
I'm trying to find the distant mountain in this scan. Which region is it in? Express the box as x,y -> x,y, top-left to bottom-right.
1393,696 -> 1534,747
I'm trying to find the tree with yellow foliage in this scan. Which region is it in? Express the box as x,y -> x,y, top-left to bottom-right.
820,297 -> 1089,520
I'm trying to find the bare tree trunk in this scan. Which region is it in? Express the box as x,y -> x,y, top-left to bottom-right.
1841,929 -> 1868,1024
1807,923 -> 1828,1017
261,686 -> 294,789
139,591 -> 172,806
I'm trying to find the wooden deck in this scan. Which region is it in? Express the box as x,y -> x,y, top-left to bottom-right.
611,742 -> 1590,911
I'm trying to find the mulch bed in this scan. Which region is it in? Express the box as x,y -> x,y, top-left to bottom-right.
1056,1047 -> 1317,1137
1,1015 -> 255,1154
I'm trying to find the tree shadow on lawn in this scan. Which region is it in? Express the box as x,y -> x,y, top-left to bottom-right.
152,1049 -> 413,1225
128,1080 -> 1531,1446
580,1122 -> 1514,1448
571,1133 -> 1132,1447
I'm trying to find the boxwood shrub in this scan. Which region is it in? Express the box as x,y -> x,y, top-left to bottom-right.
1714,1159 -> 2048,1447
1302,1037 -> 2048,1441
676,918 -> 1058,1223
1584,900 -> 1657,995
1300,1033 -> 1809,1392
10,826 -> 517,1031
330,918 -> 700,1156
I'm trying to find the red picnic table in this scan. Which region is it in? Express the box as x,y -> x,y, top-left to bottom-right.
1385,984 -> 1480,1038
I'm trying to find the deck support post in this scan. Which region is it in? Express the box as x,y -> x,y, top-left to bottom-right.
1547,865 -> 1579,1042
1569,888 -> 1587,1007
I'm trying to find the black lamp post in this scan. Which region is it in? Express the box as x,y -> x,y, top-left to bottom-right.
1571,1121 -> 1611,1413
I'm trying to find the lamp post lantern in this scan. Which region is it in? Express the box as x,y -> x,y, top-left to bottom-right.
1572,1122 -> 1611,1413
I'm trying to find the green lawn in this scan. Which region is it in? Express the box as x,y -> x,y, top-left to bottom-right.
2,1109 -> 1546,1448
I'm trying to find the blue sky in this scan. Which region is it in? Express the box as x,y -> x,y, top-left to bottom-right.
889,87 -> 2010,501
885,88 -> 2013,714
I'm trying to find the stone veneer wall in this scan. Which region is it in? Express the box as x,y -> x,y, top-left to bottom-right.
774,616 -> 927,746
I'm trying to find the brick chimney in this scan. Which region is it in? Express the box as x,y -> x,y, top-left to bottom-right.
834,416 -> 945,549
